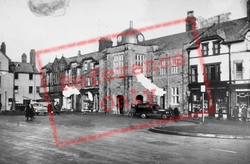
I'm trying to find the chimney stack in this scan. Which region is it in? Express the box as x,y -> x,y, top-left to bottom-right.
98,38 -> 113,52
1,42 -> 6,54
185,11 -> 196,32
130,21 -> 133,28
30,49 -> 36,67
22,53 -> 27,63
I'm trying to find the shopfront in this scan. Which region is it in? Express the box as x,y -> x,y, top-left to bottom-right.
188,83 -> 229,118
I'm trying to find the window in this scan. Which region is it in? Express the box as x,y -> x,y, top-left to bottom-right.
90,62 -> 94,70
14,73 -> 19,79
213,42 -> 220,55
204,63 -> 221,82
87,77 -> 91,86
171,59 -> 178,74
202,43 -> 209,56
29,86 -> 33,93
83,62 -> 88,72
114,53 -> 124,75
71,67 -> 77,81
36,86 -> 40,93
235,62 -> 243,80
190,65 -> 198,83
171,87 -> 179,104
29,74 -> 33,80
14,86 -> 18,93
160,60 -> 167,75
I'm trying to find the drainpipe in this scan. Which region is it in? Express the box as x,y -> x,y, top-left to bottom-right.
228,43 -> 232,120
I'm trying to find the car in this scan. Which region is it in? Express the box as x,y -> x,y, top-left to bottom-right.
32,102 -> 48,115
128,103 -> 172,119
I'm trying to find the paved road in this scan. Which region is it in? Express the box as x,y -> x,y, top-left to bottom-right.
0,114 -> 249,164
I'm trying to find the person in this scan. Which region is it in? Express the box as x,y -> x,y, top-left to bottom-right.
242,106 -> 247,122
0,101 -> 2,111
30,104 -> 35,119
54,102 -> 60,115
173,107 -> 180,122
24,102 -> 33,121
193,107 -> 199,120
47,102 -> 53,115
218,106 -> 222,120
168,106 -> 173,117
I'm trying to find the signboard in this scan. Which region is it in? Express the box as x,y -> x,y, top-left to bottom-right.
201,85 -> 206,93
197,12 -> 231,28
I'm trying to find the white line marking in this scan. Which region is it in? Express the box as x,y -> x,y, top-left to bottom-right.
210,148 -> 237,154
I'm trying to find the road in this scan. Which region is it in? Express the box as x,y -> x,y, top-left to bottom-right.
0,113 -> 249,164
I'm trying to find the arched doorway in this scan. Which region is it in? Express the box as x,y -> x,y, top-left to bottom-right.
136,95 -> 143,104
116,95 -> 124,114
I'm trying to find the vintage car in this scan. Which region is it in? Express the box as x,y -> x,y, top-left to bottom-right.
32,102 -> 48,115
128,103 -> 172,119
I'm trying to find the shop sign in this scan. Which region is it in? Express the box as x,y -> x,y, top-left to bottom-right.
235,89 -> 250,92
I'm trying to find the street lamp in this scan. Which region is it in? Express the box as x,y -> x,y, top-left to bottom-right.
11,63 -> 19,111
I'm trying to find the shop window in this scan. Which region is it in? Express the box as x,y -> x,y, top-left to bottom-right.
202,43 -> 209,56
213,42 -> 220,55
190,65 -> 198,83
171,87 -> 179,105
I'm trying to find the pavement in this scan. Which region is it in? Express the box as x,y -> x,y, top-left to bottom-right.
150,116 -> 250,140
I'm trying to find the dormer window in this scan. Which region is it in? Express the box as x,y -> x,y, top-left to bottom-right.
202,43 -> 209,56
213,42 -> 220,55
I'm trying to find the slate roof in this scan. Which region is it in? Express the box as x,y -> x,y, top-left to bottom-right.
9,62 -> 39,74
146,17 -> 248,51
67,51 -> 104,64
41,62 -> 52,70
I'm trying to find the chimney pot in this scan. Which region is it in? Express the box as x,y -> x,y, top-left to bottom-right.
130,21 -> 133,28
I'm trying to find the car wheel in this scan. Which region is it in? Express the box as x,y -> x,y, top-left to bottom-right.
128,112 -> 134,118
140,113 -> 147,119
161,114 -> 167,119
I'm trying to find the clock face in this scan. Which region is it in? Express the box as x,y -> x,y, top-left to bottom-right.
117,35 -> 122,42
138,35 -> 143,42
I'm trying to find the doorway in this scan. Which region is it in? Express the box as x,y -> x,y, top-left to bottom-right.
136,95 -> 143,104
116,95 -> 124,114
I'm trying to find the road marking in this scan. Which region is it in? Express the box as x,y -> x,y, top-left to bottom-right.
210,148 -> 237,154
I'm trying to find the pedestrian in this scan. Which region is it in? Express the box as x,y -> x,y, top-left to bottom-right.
168,106 -> 173,117
54,102 -> 60,115
218,106 -> 222,120
47,102 -> 53,115
193,107 -> 199,120
30,104 -> 35,119
0,101 -> 2,111
242,106 -> 247,122
24,102 -> 33,121
173,107 -> 180,122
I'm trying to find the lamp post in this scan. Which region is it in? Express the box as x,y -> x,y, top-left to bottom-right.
11,63 -> 19,111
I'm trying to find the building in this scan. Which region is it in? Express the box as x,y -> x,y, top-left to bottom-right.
187,0 -> 250,119
0,43 -> 42,111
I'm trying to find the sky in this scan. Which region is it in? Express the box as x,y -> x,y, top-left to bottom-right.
0,0 -> 247,70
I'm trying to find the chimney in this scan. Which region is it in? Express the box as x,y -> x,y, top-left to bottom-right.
248,0 -> 250,22
130,21 -> 133,28
185,11 -> 196,32
98,38 -> 113,52
1,42 -> 6,54
22,53 -> 27,63
30,49 -> 36,67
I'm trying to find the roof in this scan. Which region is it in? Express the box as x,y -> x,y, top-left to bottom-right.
188,17 -> 247,49
9,62 -> 39,74
41,62 -> 52,70
67,51 -> 104,64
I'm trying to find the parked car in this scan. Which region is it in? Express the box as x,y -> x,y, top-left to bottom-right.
32,102 -> 48,115
128,103 -> 171,119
